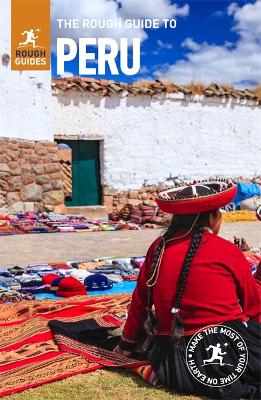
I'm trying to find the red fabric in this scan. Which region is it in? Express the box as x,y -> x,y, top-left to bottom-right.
123,231 -> 261,340
57,277 -> 86,297
156,186 -> 236,214
0,295 -> 132,397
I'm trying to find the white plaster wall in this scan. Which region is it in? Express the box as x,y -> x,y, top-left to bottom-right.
53,92 -> 261,191
0,0 -> 52,141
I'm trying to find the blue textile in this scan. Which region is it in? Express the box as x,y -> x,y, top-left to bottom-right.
34,293 -> 63,300
233,182 -> 260,207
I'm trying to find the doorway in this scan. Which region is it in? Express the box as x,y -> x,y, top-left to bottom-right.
57,140 -> 101,206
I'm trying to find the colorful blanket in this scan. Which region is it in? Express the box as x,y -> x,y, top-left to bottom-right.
0,294 -> 149,397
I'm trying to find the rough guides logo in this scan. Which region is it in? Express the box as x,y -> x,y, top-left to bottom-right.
11,0 -> 50,70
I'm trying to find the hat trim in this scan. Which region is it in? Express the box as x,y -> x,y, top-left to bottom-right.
157,180 -> 234,203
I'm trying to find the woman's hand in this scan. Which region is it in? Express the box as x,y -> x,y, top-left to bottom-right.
113,345 -> 132,357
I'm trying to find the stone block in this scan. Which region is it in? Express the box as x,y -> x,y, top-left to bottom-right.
128,191 -> 139,199
22,173 -> 34,186
49,172 -> 62,180
22,163 -> 32,174
9,176 -> 22,191
36,175 -> 50,185
54,204 -> 67,214
48,146 -> 58,154
128,199 -> 142,206
0,155 -> 11,163
9,162 -> 22,176
7,192 -> 20,205
6,150 -> 19,161
20,183 -> 42,202
42,190 -> 64,206
35,147 -> 48,156
42,183 -> 52,192
52,179 -> 63,190
6,143 -> 19,151
9,202 -> 24,214
44,163 -> 60,174
0,172 -> 10,182
0,179 -> 9,192
0,164 -> 10,173
28,155 -> 39,164
0,144 -> 7,154
103,196 -> 114,213
0,194 -> 5,207
19,140 -> 34,149
0,207 -> 9,215
46,154 -> 60,163
102,186 -> 118,196
24,202 -> 35,212
44,204 -> 55,212
32,164 -> 45,175
141,192 -> 148,200
34,202 -> 45,213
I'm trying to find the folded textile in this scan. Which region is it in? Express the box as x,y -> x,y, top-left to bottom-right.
0,269 -> 12,277
0,276 -> 21,290
69,269 -> 92,282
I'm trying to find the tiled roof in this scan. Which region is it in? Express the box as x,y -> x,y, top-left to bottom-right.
52,77 -> 261,103
57,149 -> 72,198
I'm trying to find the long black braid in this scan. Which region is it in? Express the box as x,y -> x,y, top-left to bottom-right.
145,208 -> 218,348
170,225 -> 204,347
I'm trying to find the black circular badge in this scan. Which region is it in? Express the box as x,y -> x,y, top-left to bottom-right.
186,324 -> 248,387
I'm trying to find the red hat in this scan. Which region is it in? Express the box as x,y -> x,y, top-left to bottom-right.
42,273 -> 60,285
57,276 -> 86,298
156,179 -> 237,215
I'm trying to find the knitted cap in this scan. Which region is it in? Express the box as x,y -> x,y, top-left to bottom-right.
84,273 -> 113,291
57,276 -> 86,297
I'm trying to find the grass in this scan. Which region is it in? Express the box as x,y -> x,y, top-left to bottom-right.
6,369 -> 203,400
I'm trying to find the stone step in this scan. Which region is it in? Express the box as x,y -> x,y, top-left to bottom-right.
66,205 -> 108,219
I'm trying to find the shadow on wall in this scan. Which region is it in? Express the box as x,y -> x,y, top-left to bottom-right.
54,92 -> 260,111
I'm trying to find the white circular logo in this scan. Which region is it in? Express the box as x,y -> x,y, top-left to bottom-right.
186,324 -> 248,387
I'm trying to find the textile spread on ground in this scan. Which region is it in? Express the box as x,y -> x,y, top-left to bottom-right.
0,210 -> 258,236
0,294 -> 151,397
0,248 -> 260,396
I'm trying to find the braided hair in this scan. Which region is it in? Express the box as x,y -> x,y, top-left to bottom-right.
170,225 -> 204,347
147,206 -> 219,348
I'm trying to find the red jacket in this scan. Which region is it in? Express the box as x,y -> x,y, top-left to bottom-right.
122,231 -> 261,343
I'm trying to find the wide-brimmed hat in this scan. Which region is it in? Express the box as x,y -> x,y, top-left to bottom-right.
156,179 -> 236,215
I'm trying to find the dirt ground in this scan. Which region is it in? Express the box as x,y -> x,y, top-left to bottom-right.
0,222 -> 260,267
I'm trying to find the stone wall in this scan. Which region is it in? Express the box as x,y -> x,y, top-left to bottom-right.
0,138 -> 64,215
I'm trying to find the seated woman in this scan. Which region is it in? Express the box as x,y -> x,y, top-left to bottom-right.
114,179 -> 261,399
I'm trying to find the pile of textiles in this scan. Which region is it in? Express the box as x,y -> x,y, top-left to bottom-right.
0,215 -> 24,236
233,182 -> 261,210
0,256 -> 145,302
1,247 -> 259,303
110,204 -> 169,228
0,211 -> 164,237
0,294 -> 150,397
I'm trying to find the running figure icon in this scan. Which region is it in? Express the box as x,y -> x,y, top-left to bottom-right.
203,343 -> 228,366
19,29 -> 39,48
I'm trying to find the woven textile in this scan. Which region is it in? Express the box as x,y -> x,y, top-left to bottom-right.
0,294 -> 131,397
